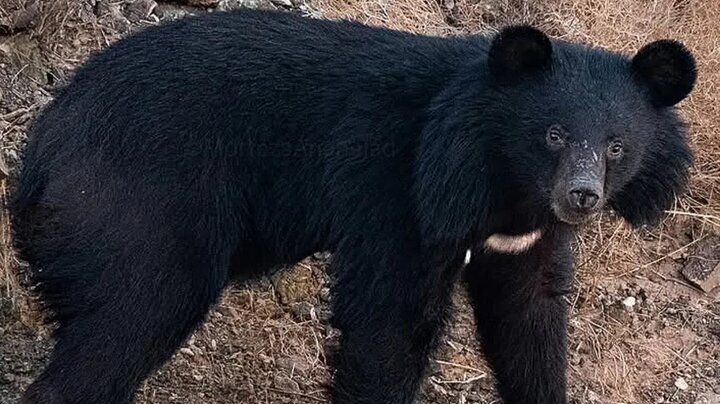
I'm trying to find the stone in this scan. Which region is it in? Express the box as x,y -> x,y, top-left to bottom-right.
681,237 -> 720,292
270,0 -> 293,7
622,296 -> 637,308
124,0 -> 158,22
674,376 -> 688,390
271,264 -> 320,305
0,153 -> 9,179
276,356 -> 310,374
184,0 -> 220,6
274,375 -> 300,392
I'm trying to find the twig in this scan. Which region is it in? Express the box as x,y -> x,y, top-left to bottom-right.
433,359 -> 485,374
431,374 -> 486,385
266,387 -> 325,402
621,236 -> 706,276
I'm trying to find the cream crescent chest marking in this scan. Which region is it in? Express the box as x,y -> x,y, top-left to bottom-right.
483,229 -> 543,254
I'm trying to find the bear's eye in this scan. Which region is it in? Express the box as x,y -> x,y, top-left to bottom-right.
546,125 -> 565,149
607,141 -> 624,159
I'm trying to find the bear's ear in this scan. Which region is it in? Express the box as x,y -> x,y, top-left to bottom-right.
632,40 -> 697,107
488,25 -> 553,83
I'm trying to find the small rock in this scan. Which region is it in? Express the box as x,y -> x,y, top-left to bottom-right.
15,4 -> 39,31
289,302 -> 316,321
271,264 -> 320,305
317,307 -> 332,322
274,375 -> 300,392
210,339 -> 217,350
674,376 -> 689,390
682,260 -> 720,293
218,0 -> 260,11
95,0 -> 131,32
270,0 -> 293,7
0,2 -> 39,33
430,378 -> 448,395
95,1 -> 118,17
587,389 -> 601,402
312,252 -> 331,261
180,347 -> 194,356
184,0 -> 220,6
0,153 -> 9,179
680,237 -> 720,292
694,392 -> 720,404
622,296 -> 637,308
124,0 -> 157,22
276,356 -> 310,374
319,287 -> 331,302
153,3 -> 195,19
241,380 -> 256,395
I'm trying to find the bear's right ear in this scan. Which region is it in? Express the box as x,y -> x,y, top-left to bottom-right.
488,25 -> 553,83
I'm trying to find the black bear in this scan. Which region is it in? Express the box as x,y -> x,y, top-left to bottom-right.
11,9 -> 695,404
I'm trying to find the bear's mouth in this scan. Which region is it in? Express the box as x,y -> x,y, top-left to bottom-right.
551,201 -> 601,225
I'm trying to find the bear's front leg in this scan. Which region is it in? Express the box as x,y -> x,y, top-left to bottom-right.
464,224 -> 575,404
328,243 -> 463,404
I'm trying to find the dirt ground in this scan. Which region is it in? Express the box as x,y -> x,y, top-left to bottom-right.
1,0 -> 719,403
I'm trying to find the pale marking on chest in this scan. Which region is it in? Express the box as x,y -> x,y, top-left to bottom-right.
483,229 -> 543,255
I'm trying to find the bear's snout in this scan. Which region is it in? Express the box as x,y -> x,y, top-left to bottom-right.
552,188 -> 604,225
567,183 -> 602,210
552,146 -> 607,224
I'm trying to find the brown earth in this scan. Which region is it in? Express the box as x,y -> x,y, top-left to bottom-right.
1,1 -> 719,403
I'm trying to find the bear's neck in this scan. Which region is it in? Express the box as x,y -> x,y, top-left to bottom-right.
484,186 -> 555,236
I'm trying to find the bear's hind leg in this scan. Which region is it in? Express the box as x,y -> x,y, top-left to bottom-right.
21,236 -> 234,404
464,225 -> 575,404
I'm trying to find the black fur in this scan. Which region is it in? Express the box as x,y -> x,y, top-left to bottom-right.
487,25 -> 553,83
465,224 -> 575,403
632,39 -> 697,108
10,9 -> 695,404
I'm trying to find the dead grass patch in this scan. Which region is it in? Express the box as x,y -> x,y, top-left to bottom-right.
0,1 -> 718,402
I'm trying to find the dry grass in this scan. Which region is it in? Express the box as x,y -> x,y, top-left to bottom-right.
0,0 -> 126,322
0,180 -> 19,304
1,1 -> 719,403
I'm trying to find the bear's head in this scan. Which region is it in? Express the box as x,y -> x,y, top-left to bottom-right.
415,26 -> 696,244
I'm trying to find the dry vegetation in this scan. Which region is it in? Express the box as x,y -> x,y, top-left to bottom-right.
1,0 -> 719,403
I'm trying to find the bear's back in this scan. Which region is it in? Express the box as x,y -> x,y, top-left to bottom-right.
25,10 -> 480,175
13,10 -> 487,261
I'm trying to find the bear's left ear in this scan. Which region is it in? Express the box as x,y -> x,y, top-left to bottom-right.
632,40 -> 697,107
488,25 -> 553,83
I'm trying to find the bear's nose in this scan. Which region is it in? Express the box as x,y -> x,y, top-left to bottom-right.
568,187 -> 600,210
